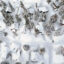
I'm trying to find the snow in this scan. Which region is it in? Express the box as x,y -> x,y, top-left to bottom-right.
0,0 -> 64,64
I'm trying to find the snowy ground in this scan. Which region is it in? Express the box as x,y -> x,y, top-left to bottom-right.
0,0 -> 64,64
